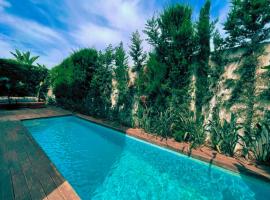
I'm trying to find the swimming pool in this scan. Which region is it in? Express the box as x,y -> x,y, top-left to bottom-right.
23,116 -> 270,200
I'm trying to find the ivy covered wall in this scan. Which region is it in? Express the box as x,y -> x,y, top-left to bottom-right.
204,43 -> 270,126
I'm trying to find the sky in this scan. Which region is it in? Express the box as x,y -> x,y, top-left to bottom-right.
0,0 -> 229,68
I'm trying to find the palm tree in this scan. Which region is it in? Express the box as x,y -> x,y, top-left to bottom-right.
10,49 -> 39,65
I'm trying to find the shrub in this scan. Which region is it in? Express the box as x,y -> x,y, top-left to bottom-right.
240,122 -> 270,164
52,48 -> 113,118
0,58 -> 48,99
46,96 -> 56,105
173,110 -> 206,149
137,105 -> 206,149
207,113 -> 242,156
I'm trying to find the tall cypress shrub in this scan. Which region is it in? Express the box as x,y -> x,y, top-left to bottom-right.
195,0 -> 212,118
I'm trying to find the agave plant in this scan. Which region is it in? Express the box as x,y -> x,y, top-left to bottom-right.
207,113 -> 242,156
173,109 -> 207,149
240,122 -> 270,163
190,117 -> 207,149
137,105 -> 151,132
155,107 -> 175,139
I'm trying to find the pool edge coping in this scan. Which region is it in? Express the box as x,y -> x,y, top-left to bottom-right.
74,113 -> 270,183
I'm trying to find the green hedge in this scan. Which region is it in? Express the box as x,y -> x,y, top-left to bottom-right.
51,48 -> 112,117
0,58 -> 48,98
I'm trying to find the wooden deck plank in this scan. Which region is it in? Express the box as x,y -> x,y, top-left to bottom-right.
0,169 -> 14,200
24,140 -> 66,200
0,119 -> 80,200
20,131 -> 66,200
0,129 -> 9,170
45,163 -> 79,200
22,157 -> 48,200
11,170 -> 32,200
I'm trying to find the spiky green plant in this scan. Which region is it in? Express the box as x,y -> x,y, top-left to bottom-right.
208,114 -> 242,156
172,109 -> 207,149
240,122 -> 270,163
155,108 -> 174,139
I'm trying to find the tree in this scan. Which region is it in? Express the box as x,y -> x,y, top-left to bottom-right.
10,49 -> 39,65
195,0 -> 212,118
224,0 -> 270,49
142,4 -> 195,108
159,4 -> 194,105
114,42 -> 133,125
139,4 -> 195,138
101,44 -> 114,70
52,48 -> 99,111
35,64 -> 49,100
197,0 -> 211,66
143,16 -> 160,48
114,42 -> 129,106
141,53 -> 167,105
224,0 -> 270,131
213,30 -> 225,52
89,45 -> 115,116
87,62 -> 112,118
129,30 -> 146,72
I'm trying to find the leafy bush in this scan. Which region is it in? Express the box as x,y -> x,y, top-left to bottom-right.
137,105 -> 206,148
46,96 -> 56,105
207,113 -> 242,156
52,48 -> 99,104
0,58 -> 48,99
240,122 -> 270,164
51,48 -> 113,117
173,110 -> 206,149
153,108 -> 175,139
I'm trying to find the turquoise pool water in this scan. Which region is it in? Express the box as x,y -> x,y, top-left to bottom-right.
23,116 -> 270,200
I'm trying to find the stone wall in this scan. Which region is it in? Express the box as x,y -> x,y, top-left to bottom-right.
203,43 -> 270,125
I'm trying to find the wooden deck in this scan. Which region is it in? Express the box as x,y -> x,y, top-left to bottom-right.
0,107 -> 80,200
